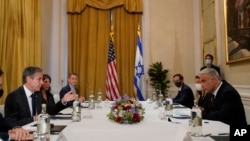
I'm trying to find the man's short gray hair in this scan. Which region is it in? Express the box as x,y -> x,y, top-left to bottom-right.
199,68 -> 220,80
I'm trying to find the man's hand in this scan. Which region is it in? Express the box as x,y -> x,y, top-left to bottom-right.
33,115 -> 38,121
61,91 -> 77,104
78,96 -> 85,103
8,128 -> 32,141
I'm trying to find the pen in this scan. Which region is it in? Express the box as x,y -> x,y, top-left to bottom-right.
218,133 -> 229,135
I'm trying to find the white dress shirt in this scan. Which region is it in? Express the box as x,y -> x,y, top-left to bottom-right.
23,85 -> 34,116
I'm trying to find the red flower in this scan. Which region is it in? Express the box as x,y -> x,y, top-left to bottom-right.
124,105 -> 131,110
116,116 -> 122,122
133,113 -> 140,122
113,105 -> 118,109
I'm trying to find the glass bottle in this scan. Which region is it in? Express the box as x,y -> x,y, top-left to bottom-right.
158,90 -> 163,107
72,95 -> 81,122
165,98 -> 173,116
190,100 -> 202,136
37,104 -> 50,140
96,89 -> 102,108
88,91 -> 95,109
152,89 -> 157,102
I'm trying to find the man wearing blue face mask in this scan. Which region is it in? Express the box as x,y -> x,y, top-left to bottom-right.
200,54 -> 220,76
172,74 -> 194,108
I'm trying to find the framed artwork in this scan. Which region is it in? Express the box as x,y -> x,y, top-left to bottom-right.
225,0 -> 250,64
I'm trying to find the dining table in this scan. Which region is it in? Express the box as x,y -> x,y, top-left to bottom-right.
23,101 -> 229,141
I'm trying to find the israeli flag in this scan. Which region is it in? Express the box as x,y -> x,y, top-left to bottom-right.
134,34 -> 145,101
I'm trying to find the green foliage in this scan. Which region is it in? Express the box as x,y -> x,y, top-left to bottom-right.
148,62 -> 170,97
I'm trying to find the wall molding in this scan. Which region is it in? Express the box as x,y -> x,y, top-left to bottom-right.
233,85 -> 250,107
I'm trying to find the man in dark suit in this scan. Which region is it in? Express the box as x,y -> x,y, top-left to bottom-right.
200,54 -> 220,76
0,69 -> 32,140
172,74 -> 194,108
200,68 -> 247,126
4,66 -> 44,126
59,73 -> 85,107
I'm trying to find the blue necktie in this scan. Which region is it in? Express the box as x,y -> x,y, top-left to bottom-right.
31,94 -> 36,116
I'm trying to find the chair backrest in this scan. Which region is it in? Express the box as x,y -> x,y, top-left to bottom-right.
0,104 -> 4,117
53,94 -> 60,103
244,106 -> 250,124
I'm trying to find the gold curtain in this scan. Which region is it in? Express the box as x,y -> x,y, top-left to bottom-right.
67,0 -> 142,98
0,0 -> 41,104
113,7 -> 142,97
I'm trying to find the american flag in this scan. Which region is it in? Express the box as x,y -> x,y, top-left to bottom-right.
106,38 -> 120,100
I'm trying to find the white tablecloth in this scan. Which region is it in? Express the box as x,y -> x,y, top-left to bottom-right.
23,101 -> 229,141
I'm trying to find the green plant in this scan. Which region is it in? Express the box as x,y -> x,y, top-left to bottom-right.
148,62 -> 170,97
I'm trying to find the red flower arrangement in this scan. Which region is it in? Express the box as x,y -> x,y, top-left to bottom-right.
107,95 -> 145,124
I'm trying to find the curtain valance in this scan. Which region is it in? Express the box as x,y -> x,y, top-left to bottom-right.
67,0 -> 142,13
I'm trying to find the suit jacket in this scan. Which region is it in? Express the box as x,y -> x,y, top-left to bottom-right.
202,80 -> 247,126
4,86 -> 42,126
173,84 -> 194,108
44,91 -> 67,115
0,132 -> 9,141
198,93 -> 209,107
0,115 -> 13,132
200,64 -> 220,76
59,84 -> 79,107
0,116 -> 12,141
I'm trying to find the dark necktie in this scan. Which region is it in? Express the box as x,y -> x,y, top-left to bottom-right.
178,91 -> 182,96
211,94 -> 215,108
31,94 -> 36,116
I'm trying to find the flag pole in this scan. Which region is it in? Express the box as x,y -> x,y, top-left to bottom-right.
110,25 -> 114,42
137,24 -> 141,37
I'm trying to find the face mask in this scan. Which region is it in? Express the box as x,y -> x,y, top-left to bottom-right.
205,59 -> 212,65
174,82 -> 182,88
195,83 -> 202,91
0,89 -> 3,98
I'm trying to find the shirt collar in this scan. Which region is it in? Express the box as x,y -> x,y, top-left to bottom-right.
69,84 -> 74,88
178,85 -> 182,91
213,81 -> 223,97
23,85 -> 33,98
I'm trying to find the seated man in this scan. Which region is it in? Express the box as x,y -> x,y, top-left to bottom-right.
0,69 -> 32,140
4,67 -> 77,127
4,66 -> 44,126
59,73 -> 85,107
200,68 -> 247,126
172,74 -> 194,108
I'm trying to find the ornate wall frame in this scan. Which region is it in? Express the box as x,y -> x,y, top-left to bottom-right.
225,0 -> 250,64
